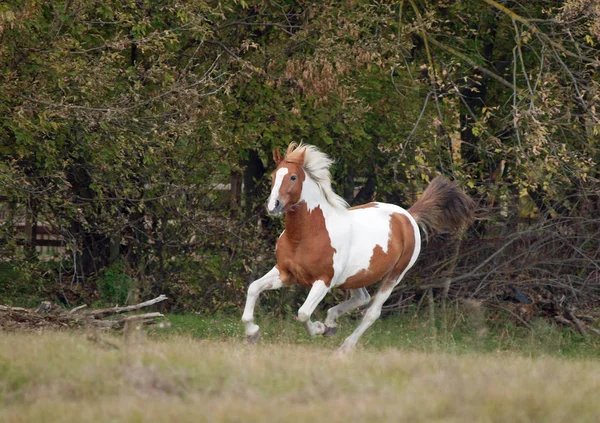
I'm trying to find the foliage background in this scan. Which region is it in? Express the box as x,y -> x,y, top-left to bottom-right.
0,0 -> 598,318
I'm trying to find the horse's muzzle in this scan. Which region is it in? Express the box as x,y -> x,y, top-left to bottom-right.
266,199 -> 284,216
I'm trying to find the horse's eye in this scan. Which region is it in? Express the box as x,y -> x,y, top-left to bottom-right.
290,175 -> 297,181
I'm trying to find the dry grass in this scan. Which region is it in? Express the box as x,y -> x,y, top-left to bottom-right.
1,331 -> 599,422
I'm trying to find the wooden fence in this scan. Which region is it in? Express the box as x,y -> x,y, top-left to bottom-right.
0,197 -> 66,258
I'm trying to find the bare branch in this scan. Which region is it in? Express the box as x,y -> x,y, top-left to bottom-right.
481,0 -> 600,66
88,295 -> 168,318
426,35 -> 530,98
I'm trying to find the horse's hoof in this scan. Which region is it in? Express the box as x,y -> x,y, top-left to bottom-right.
246,330 -> 260,345
335,340 -> 355,356
322,326 -> 337,337
335,346 -> 352,357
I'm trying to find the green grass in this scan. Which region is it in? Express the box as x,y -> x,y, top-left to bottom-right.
1,330 -> 599,423
157,307 -> 600,359
1,307 -> 599,422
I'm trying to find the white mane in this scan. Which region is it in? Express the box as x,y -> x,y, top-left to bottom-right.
286,143 -> 349,210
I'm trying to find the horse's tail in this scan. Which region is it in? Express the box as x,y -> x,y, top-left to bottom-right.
408,176 -> 474,240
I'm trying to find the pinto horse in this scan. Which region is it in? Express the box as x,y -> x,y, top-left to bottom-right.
242,143 -> 474,354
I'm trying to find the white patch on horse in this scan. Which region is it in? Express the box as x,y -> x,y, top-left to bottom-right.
339,204 -> 394,280
267,167 -> 288,212
299,176 -> 327,213
341,206 -> 404,287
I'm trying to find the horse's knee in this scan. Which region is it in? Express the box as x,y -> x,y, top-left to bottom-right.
248,281 -> 270,297
247,283 -> 259,297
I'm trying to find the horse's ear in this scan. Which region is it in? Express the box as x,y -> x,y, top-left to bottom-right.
273,147 -> 283,165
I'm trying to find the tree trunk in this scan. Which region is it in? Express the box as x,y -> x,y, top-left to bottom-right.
24,199 -> 37,260
243,149 -> 266,217
230,171 -> 242,215
67,159 -> 109,281
460,11 -> 499,167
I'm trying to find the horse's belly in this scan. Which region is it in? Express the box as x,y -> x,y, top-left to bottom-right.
337,262 -> 394,290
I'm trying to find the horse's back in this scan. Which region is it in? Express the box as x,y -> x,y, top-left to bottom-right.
347,202 -> 416,233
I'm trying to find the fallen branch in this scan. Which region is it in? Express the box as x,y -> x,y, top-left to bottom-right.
68,304 -> 88,316
0,305 -> 29,312
489,303 -> 534,331
90,312 -> 165,329
565,307 -> 587,336
87,295 -> 168,318
555,315 -> 576,329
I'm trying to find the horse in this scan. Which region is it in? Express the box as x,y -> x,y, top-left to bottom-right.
241,143 -> 474,354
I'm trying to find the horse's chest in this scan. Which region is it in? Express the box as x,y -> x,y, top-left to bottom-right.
276,234 -> 335,287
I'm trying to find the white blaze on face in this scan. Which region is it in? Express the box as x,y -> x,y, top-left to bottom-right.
268,167 -> 289,212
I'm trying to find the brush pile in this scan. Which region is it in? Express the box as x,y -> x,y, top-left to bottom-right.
0,295 -> 167,331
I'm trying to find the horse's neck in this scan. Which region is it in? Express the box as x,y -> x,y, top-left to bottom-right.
299,177 -> 325,212
284,178 -> 341,243
284,205 -> 309,243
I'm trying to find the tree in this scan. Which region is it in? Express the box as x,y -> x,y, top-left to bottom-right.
0,0 -> 598,313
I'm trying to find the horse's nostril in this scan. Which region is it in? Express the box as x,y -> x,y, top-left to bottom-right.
275,200 -> 280,208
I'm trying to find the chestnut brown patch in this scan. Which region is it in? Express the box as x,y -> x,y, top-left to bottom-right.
276,202 -> 335,288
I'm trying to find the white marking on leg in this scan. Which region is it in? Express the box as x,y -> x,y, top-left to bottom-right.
242,267 -> 283,337
267,168 -> 288,212
325,287 -> 371,328
297,280 -> 330,336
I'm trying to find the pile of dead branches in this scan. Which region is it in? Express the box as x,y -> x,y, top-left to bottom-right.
0,295 -> 168,331
381,202 -> 600,334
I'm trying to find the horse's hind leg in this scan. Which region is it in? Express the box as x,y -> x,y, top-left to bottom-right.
323,287 -> 371,336
337,274 -> 402,355
297,280 -> 330,336
241,266 -> 285,344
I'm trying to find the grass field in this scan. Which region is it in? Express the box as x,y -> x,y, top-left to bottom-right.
1,312 -> 600,422
163,311 -> 600,358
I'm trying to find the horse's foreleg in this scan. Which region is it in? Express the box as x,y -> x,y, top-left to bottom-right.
241,267 -> 284,344
297,279 -> 330,336
323,287 -> 371,336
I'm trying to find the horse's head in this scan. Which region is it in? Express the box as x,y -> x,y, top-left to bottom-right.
266,146 -> 306,216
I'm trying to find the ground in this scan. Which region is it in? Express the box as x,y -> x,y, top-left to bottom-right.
1,314 -> 600,422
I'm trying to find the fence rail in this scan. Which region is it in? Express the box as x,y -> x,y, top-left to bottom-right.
0,197 -> 66,257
